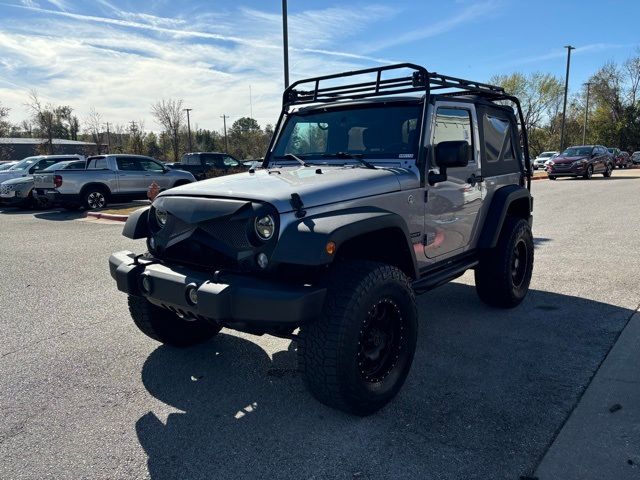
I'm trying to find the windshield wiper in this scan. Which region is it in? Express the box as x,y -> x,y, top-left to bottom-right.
272,153 -> 310,167
322,152 -> 376,169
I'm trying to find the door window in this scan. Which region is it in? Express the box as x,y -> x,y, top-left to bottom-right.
138,159 -> 164,172
202,154 -> 221,168
432,107 -> 474,163
116,157 -> 141,171
222,155 -> 239,167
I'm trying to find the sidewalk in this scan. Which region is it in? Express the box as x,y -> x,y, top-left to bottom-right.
535,307 -> 640,479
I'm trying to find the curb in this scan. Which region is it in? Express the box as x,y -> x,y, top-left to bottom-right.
86,211 -> 129,222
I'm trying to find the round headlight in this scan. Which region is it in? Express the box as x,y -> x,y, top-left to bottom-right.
254,215 -> 275,240
155,208 -> 168,227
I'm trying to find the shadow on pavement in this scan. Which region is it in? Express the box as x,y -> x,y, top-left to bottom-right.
135,283 -> 633,480
34,209 -> 86,221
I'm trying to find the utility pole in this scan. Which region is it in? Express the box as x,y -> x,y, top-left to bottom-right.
103,122 -> 111,153
184,108 -> 193,152
582,82 -> 591,145
559,45 -> 575,151
220,114 -> 228,152
282,0 -> 289,88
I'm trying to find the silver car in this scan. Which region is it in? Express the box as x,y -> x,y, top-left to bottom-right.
0,159 -> 86,208
532,151 -> 559,170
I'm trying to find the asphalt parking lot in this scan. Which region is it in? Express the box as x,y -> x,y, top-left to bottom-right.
1,172 -> 639,480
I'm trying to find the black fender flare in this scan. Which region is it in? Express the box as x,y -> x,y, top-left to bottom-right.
477,185 -> 532,249
123,206 -> 150,239
271,206 -> 419,277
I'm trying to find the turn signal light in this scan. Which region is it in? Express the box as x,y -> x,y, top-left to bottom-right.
326,241 -> 336,255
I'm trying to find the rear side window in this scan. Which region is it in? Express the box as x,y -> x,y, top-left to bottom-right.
182,154 -> 200,166
480,110 -> 519,177
89,157 -> 108,169
432,107 -> 474,162
116,157 -> 140,171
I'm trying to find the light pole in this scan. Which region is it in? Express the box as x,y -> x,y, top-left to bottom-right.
582,82 -> 591,145
184,108 -> 193,152
220,114 -> 228,152
559,45 -> 575,151
282,0 -> 289,88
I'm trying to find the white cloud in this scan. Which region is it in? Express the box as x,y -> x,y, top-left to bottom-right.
0,4 -> 400,131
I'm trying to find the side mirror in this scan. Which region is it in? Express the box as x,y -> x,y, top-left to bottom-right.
436,141 -> 470,169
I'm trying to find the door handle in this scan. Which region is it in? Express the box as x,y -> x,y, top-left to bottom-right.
467,174 -> 484,186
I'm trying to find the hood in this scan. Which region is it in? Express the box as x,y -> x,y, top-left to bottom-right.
0,171 -> 29,181
1,175 -> 33,186
552,155 -> 588,164
158,165 -> 418,213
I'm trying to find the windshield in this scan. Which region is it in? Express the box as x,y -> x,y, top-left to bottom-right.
562,147 -> 592,157
271,104 -> 421,164
7,156 -> 41,171
0,163 -> 16,171
539,152 -> 554,158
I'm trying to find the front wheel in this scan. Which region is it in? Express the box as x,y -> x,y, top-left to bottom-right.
603,163 -> 613,177
475,217 -> 534,308
128,296 -> 221,347
298,261 -> 418,416
583,165 -> 594,179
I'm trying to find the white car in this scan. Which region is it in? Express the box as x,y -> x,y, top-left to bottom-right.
532,151 -> 559,170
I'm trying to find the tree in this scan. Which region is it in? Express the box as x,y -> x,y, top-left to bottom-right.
144,131 -> 162,158
126,121 -> 146,155
227,117 -> 270,159
0,102 -> 12,159
84,107 -> 103,154
26,90 -> 80,153
151,99 -> 185,162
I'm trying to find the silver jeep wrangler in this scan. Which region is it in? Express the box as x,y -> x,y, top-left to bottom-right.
110,64 -> 534,415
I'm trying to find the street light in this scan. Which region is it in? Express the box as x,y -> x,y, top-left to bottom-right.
559,45 -> 575,151
282,0 -> 289,88
582,82 -> 592,145
184,108 -> 193,152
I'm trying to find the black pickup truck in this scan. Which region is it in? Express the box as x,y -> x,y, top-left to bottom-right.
166,152 -> 244,180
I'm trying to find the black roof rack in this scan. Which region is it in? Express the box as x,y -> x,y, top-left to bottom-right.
282,63 -> 505,108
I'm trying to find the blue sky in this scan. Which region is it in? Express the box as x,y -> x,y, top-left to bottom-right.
0,0 -> 638,132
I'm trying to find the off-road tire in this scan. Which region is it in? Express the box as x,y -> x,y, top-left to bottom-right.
128,295 -> 221,347
297,260 -> 418,416
603,163 -> 612,177
82,186 -> 109,210
475,217 -> 534,308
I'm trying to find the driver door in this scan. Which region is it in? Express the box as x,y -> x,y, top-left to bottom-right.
424,102 -> 483,259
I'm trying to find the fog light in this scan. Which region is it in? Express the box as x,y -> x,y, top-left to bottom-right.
141,275 -> 152,293
257,253 -> 269,269
186,285 -> 198,305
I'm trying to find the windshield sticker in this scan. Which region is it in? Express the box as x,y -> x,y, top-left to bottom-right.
398,154 -> 414,159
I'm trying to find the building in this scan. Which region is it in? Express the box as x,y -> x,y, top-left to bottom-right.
0,138 -> 104,161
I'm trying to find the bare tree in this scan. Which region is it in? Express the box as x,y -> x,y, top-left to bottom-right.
151,99 -> 185,161
84,107 -> 103,154
624,49 -> 640,105
26,90 -> 54,154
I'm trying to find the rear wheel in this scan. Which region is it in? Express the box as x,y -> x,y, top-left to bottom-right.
128,295 -> 221,347
298,261 -> 418,416
82,187 -> 108,210
475,217 -> 534,308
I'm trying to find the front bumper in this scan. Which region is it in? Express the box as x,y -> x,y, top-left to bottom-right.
547,164 -> 586,176
109,250 -> 326,330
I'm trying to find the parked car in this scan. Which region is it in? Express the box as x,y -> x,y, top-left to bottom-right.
0,161 -> 17,171
167,152 -> 243,180
546,145 -> 613,180
109,63 -> 535,415
33,154 -> 195,210
0,159 -> 86,209
607,148 -> 625,168
0,155 -> 84,182
615,151 -> 632,169
632,151 -> 640,165
532,151 -> 559,170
